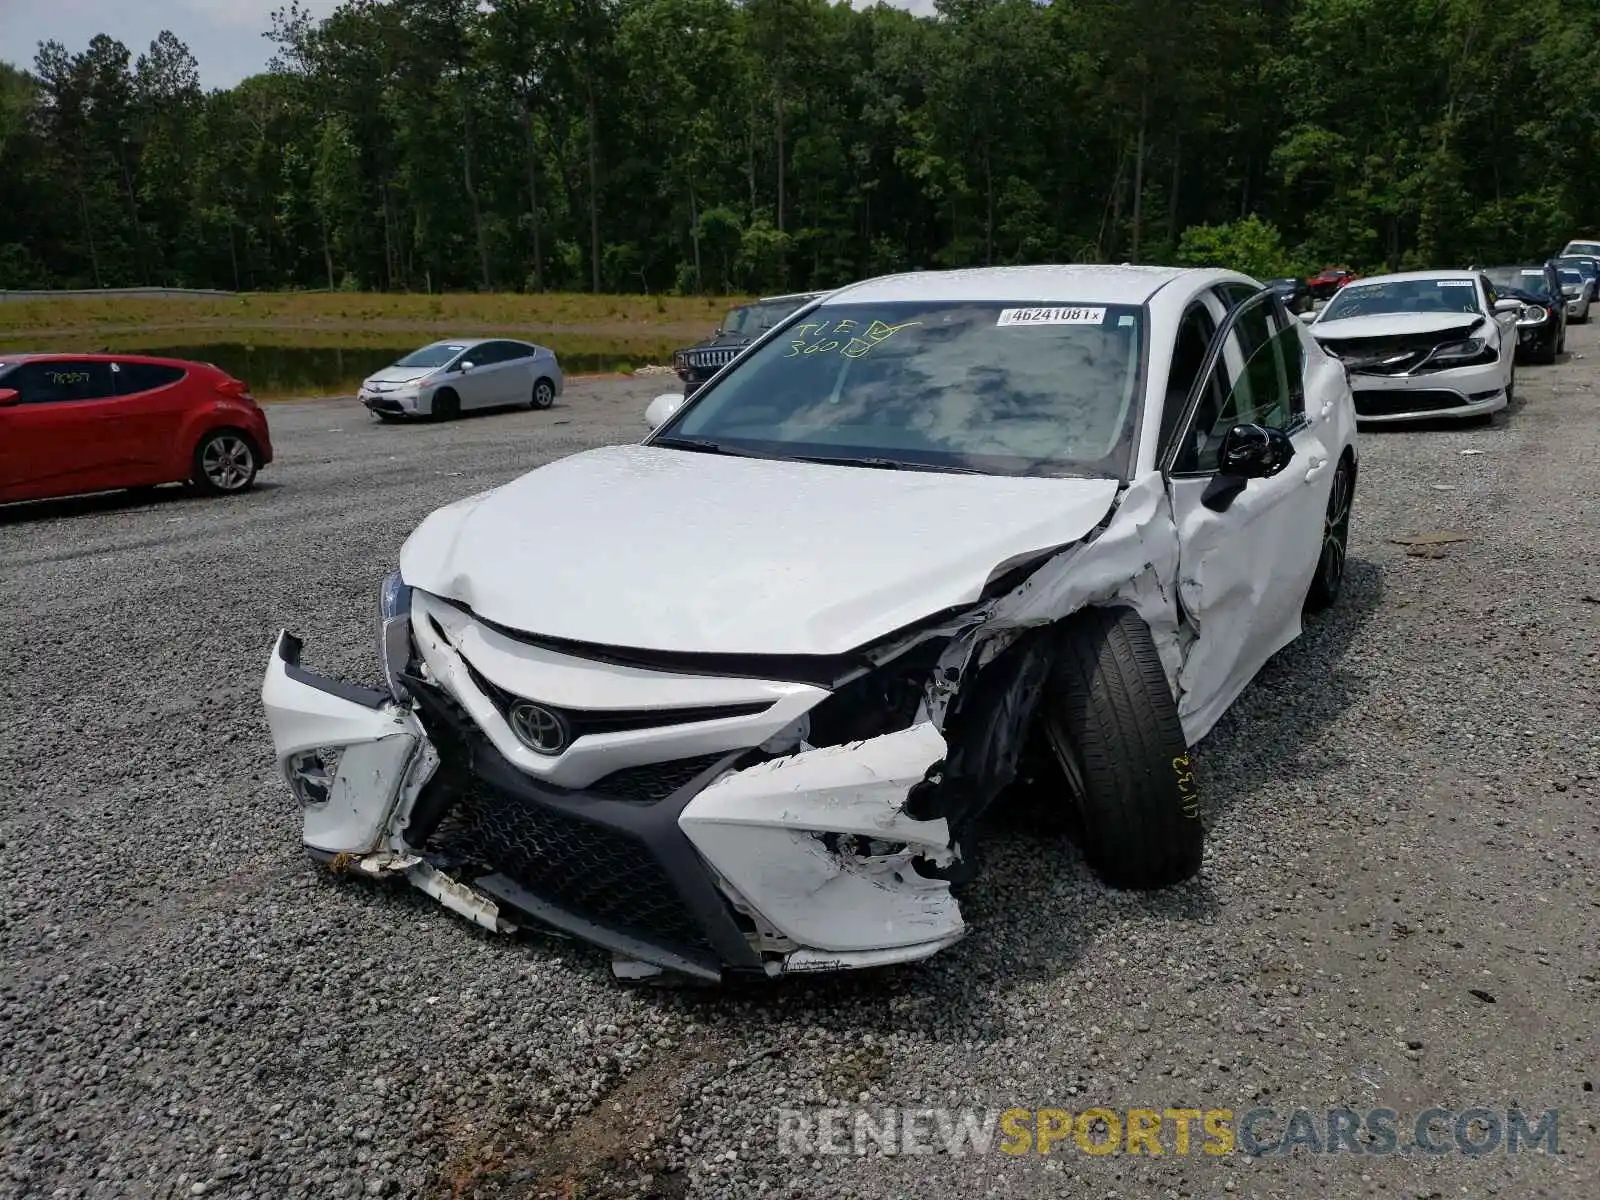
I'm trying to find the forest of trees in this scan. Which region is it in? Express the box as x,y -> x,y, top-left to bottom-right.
0,0 -> 1597,296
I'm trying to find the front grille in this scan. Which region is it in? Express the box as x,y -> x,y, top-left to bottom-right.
1353,389 -> 1466,416
458,655 -> 772,737
588,752 -> 731,803
686,347 -> 739,370
428,779 -> 714,954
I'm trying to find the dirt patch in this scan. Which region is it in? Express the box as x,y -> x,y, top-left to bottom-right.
430,1036 -> 737,1200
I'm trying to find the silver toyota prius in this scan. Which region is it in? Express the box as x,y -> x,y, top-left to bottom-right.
358,338 -> 564,421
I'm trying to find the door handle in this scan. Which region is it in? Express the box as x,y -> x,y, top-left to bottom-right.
1304,456 -> 1329,483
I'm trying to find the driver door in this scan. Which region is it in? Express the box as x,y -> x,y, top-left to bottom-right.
1162,287 -> 1332,739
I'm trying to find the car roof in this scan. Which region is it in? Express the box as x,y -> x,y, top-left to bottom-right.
1338,269 -> 1480,285
817,264 -> 1226,307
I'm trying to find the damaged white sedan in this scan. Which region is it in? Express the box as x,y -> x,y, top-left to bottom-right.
261,265 -> 1359,983
1303,270 -> 1521,423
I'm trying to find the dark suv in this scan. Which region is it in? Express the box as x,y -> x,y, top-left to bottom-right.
672,292 -> 825,397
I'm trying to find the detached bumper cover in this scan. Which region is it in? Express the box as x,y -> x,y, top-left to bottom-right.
259,630 -> 964,980
1347,359 -> 1508,422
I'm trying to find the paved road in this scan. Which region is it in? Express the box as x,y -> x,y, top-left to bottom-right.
2,344 -> 1596,1199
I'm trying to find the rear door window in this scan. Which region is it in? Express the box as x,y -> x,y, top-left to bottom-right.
114,362 -> 186,395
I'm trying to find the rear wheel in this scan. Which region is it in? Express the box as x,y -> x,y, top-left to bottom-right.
1038,607 -> 1202,890
432,388 -> 460,420
531,377 -> 556,410
1305,455 -> 1354,611
191,429 -> 258,495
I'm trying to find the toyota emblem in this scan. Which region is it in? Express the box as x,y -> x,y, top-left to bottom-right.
509,701 -> 568,755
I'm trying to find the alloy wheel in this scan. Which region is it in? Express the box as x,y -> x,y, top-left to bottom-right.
202,435 -> 255,491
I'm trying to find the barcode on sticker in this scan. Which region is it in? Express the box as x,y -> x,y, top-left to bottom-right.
997,307 -> 1106,326
1437,280 -> 1474,287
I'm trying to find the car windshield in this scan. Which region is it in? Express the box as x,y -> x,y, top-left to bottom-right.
1560,268 -> 1583,285
722,300 -> 807,337
658,300 -> 1144,479
1320,278 -> 1480,320
1564,241 -> 1600,256
394,343 -> 466,369
1558,257 -> 1599,279
1484,267 -> 1548,294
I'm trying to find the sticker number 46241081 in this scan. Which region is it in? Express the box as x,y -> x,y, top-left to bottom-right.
997,306 -> 1106,326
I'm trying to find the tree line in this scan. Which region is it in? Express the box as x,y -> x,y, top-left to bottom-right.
1,0 -> 1597,296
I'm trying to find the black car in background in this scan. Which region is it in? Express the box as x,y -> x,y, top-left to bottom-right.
1481,262 -> 1567,364
671,291 -> 825,397
1268,277 -> 1313,313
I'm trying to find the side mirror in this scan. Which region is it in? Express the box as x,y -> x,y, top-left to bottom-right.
1201,424 -> 1295,512
0,387 -> 18,407
1493,298 -> 1522,313
457,360 -> 475,372
645,392 -> 685,430
1296,309 -> 1317,323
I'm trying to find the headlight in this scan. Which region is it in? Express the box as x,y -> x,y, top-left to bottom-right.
1430,337 -> 1488,362
1518,304 -> 1549,325
379,569 -> 414,699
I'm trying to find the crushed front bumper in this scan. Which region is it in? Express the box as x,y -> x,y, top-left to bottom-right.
259,630 -> 964,981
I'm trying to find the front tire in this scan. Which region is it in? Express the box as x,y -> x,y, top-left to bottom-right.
191,429 -> 259,495
431,388 -> 461,420
531,378 -> 556,410
1039,607 -> 1202,890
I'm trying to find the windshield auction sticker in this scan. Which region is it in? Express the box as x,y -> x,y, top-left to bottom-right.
997,307 -> 1107,326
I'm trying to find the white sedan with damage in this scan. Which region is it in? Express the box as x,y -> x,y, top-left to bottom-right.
261,265 -> 1359,984
1302,270 -> 1521,423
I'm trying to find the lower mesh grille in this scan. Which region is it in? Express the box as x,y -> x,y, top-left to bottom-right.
428,781 -> 713,954
588,753 -> 730,803
1353,389 -> 1467,416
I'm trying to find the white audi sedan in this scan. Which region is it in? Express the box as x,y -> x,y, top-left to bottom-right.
357,337 -> 563,421
262,265 -> 1359,984
1302,270 -> 1520,423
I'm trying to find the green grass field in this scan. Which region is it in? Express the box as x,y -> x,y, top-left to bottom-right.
0,290 -> 753,396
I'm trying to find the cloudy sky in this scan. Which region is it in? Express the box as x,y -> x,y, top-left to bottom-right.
0,0 -> 936,90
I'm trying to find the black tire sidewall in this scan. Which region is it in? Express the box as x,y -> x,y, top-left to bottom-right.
1040,606 -> 1202,890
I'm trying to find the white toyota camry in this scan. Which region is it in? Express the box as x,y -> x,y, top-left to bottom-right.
1302,270 -> 1521,423
261,265 -> 1359,983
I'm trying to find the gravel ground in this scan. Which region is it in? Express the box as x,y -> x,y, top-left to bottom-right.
2,340 -> 1597,1200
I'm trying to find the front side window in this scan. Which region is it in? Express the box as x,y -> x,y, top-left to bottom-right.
723,300 -> 804,337
1,360 -> 115,404
1321,278 -> 1482,320
395,343 -> 466,369
1173,299 -> 1297,475
660,300 -> 1146,478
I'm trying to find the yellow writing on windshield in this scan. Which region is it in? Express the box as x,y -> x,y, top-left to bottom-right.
48,371 -> 91,386
784,319 -> 921,359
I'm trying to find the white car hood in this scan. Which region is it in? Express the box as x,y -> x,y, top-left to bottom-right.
399,444 -> 1122,656
1312,311 -> 1485,341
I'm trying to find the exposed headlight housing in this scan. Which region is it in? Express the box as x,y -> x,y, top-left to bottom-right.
379,569 -> 414,699
286,747 -> 341,807
1518,304 -> 1550,326
1427,337 -> 1496,368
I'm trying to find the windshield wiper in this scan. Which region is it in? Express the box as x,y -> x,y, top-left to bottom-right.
792,454 -> 982,474
651,436 -> 750,457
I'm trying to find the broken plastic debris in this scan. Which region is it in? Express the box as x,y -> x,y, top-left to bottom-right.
1460,448 -> 1487,456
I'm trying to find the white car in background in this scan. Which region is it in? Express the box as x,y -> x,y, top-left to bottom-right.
1558,266 -> 1594,323
1302,270 -> 1520,424
358,338 -> 563,421
262,265 -> 1358,984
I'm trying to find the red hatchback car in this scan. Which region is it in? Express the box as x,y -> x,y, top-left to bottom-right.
0,352 -> 273,505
